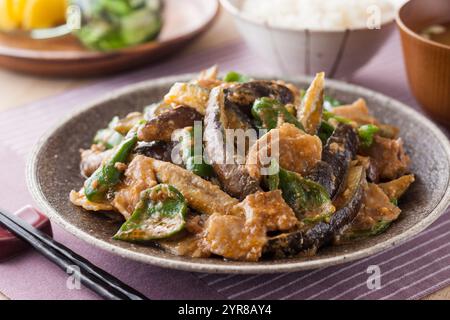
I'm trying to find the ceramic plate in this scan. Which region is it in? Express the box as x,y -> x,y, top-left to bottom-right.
0,0 -> 219,77
27,74 -> 450,273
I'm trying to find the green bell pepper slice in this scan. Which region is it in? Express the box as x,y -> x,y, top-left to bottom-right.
93,116 -> 124,149
252,97 -> 304,131
358,124 -> 380,148
267,164 -> 334,223
223,71 -> 250,83
114,184 -> 187,241
84,130 -> 138,202
179,127 -> 214,178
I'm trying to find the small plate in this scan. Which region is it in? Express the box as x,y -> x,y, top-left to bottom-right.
0,0 -> 219,77
27,74 -> 450,274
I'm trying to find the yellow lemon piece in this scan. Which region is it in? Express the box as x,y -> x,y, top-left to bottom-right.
11,0 -> 27,24
0,0 -> 19,31
22,0 -> 68,30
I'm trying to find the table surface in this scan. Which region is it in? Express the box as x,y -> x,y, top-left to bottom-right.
0,10 -> 448,301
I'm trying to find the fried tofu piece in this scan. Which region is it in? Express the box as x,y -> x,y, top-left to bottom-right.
364,136 -> 411,180
236,190 -> 298,232
112,155 -> 158,220
204,214 -> 267,262
69,189 -> 114,212
379,174 -> 415,201
203,191 -> 299,262
246,123 -> 322,181
348,183 -> 401,233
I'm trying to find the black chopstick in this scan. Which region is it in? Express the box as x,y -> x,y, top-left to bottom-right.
0,209 -> 148,300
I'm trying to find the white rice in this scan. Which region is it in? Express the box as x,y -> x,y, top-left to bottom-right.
241,0 -> 397,31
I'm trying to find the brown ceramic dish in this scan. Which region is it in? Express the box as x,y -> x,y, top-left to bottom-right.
0,0 -> 219,77
27,74 -> 450,274
397,0 -> 450,126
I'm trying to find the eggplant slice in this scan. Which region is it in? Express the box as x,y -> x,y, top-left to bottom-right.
134,141 -> 176,162
204,87 -> 261,200
225,80 -> 295,116
138,106 -> 203,142
308,124 -> 359,199
264,166 -> 366,258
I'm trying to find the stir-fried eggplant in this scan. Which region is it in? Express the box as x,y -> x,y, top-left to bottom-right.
70,68 -> 414,262
225,80 -> 295,116
134,141 -> 176,162
318,124 -> 359,199
204,87 -> 261,199
138,106 -> 203,142
264,166 -> 366,258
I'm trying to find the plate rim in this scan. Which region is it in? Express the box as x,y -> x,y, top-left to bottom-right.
26,73 -> 450,274
0,0 -> 220,61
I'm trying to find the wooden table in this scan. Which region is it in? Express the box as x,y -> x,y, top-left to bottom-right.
0,10 -> 447,301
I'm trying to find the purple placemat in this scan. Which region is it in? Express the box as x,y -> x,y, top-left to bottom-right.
0,32 -> 449,300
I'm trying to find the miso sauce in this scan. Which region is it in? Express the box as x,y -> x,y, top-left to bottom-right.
420,22 -> 450,46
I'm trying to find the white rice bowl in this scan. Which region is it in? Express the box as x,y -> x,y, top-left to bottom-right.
241,0 -> 397,31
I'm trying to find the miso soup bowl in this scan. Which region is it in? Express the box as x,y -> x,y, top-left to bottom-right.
397,0 -> 450,126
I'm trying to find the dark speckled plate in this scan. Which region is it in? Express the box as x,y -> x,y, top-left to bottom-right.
27,74 -> 450,274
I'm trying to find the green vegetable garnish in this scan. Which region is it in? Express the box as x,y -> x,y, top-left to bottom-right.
93,116 -> 124,149
324,95 -> 342,110
252,97 -> 304,130
265,159 -> 280,191
268,164 -> 334,222
179,127 -> 214,178
223,71 -> 251,83
358,124 -> 380,148
84,130 -> 138,202
114,184 -> 187,241
323,111 -> 352,124
317,121 -> 335,145
346,220 -> 392,240
391,198 -> 398,206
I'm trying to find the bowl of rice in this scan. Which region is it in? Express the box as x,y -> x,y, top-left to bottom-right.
220,0 -> 398,77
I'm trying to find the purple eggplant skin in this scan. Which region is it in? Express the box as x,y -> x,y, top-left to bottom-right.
225,80 -> 295,117
317,124 -> 359,199
264,166 -> 366,259
134,141 -> 176,162
138,106 -> 203,142
204,87 -> 261,200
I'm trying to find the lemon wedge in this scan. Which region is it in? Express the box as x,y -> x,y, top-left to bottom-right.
11,0 -> 27,24
22,0 -> 67,30
0,0 -> 19,31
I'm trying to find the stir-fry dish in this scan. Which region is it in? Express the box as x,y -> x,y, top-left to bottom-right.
70,66 -> 415,262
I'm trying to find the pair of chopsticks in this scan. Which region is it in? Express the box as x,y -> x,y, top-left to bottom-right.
0,209 -> 148,300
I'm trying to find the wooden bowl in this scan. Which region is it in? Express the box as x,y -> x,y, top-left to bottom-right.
0,0 -> 219,77
397,0 -> 450,126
